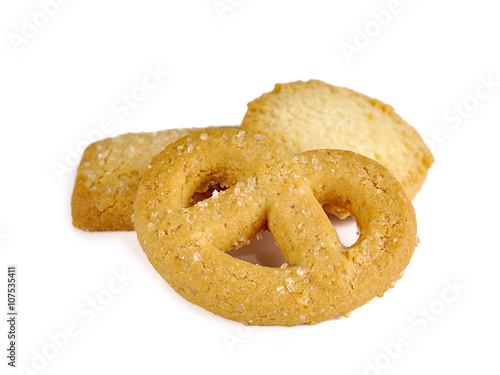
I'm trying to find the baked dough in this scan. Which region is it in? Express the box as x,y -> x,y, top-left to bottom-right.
241,80 -> 433,200
71,127 -> 234,231
134,128 -> 417,326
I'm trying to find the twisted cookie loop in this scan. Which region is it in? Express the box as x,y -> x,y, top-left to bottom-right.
134,128 -> 417,326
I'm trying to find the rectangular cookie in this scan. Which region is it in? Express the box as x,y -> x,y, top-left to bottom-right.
71,126 -> 235,231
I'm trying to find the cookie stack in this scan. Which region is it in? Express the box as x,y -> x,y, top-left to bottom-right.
71,80 -> 433,326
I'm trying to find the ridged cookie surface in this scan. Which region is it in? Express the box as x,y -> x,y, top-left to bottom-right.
241,80 -> 433,199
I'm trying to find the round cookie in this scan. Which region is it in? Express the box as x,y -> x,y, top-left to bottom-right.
241,80 -> 433,200
134,128 -> 417,326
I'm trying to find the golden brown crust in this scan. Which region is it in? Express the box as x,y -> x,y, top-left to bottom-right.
241,80 -> 434,199
134,128 -> 417,326
71,127 -> 234,231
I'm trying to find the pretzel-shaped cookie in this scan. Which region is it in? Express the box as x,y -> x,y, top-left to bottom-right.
134,128 -> 417,326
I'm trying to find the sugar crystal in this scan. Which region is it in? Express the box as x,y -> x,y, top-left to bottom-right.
299,296 -> 312,305
296,267 -> 306,276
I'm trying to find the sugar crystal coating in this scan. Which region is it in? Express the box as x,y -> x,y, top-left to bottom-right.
72,126 -> 236,231
133,127 -> 418,326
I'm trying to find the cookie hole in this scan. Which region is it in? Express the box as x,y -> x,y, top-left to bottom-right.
190,182 -> 228,206
328,213 -> 359,247
227,230 -> 286,267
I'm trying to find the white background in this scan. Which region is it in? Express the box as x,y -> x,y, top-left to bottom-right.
1,1 -> 499,374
